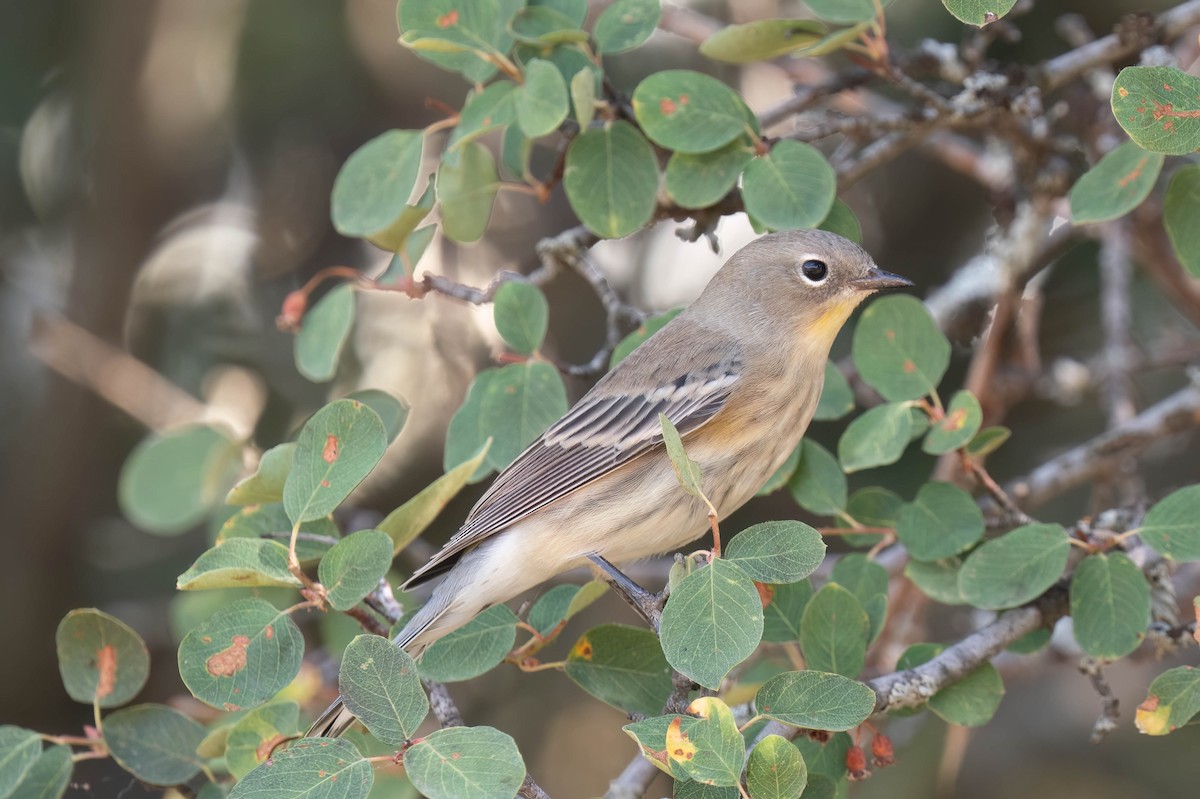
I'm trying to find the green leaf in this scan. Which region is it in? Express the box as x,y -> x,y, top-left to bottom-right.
318,530 -> 394,611
528,580 -> 607,634
922,390 -> 983,455
1068,141 -> 1164,224
0,727 -> 41,799
177,538 -> 301,591
509,6 -> 588,45
1112,66 -> 1200,155
700,18 -> 826,63
755,670 -> 875,731
664,140 -> 752,210
660,414 -> 707,500
1070,552 -> 1151,659
672,697 -> 745,787
610,309 -> 683,367
1164,164 -> 1200,278
230,737 -> 372,799
897,481 -> 985,562
368,177 -> 437,254
563,120 -> 658,238
404,726 -> 525,799
800,584 -> 869,677
814,360 -> 854,421
1135,666 -> 1200,735
896,644 -> 1004,726
660,558 -> 764,689
726,521 -> 826,584
436,140 -> 500,243
905,557 -> 966,605
517,58 -> 569,137
227,443 -> 295,506
830,554 -> 888,641
742,141 -> 836,231
1139,485 -> 1200,561
837,402 -> 913,473
331,130 -> 425,238
397,0 -> 517,83
380,441 -> 492,554
958,523 -> 1070,610
103,704 -> 206,786
178,598 -> 304,711
419,605 -> 519,682
8,743 -> 71,799
622,715 -> 684,779
225,701 -> 300,779
283,399 -> 387,525
339,635 -> 428,744
569,67 -> 596,129
55,609 -> 149,708
965,425 -> 1011,457
216,503 -> 338,564
294,284 -> 355,383
852,295 -> 949,402
939,0 -> 1018,26
478,361 -> 569,472
565,624 -> 673,716
805,0 -> 894,23
500,125 -> 532,180
346,389 -> 410,444
632,70 -> 752,154
675,781 -> 739,799
758,444 -> 801,496
445,82 -> 518,157
817,199 -> 862,245
531,0 -> 586,25
593,0 -> 660,54
493,281 -> 549,356
788,439 -> 847,514
747,734 -> 808,799
762,580 -> 814,643
836,486 -> 901,549
119,425 -> 242,535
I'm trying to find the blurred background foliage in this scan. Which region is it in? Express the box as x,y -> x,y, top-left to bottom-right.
2,0 -> 1199,796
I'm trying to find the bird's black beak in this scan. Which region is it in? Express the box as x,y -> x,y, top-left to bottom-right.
853,265 -> 914,292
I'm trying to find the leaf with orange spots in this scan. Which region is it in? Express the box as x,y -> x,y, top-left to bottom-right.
622,715 -> 694,778
1135,666 -> 1200,735
178,598 -> 303,710
397,0 -> 520,84
565,624 -> 672,715
1112,66 -> 1200,156
283,399 -> 387,525
593,0 -> 660,54
404,726 -> 526,799
632,70 -> 751,154
664,716 -> 699,768
747,734 -> 808,799
1068,141 -> 1164,224
103,704 -> 206,786
922,390 -> 983,455
852,295 -> 950,403
339,635 -> 428,745
671,697 -> 745,787
225,701 -> 300,779
55,609 -> 149,709
229,737 -> 372,799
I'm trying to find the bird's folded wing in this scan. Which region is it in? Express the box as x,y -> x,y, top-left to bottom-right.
403,344 -> 743,587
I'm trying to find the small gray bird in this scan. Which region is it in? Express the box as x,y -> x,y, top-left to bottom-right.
309,229 -> 911,737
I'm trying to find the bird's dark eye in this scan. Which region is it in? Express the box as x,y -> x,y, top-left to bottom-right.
801,259 -> 828,283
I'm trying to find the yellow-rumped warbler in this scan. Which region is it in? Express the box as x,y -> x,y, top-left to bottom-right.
309,228 -> 911,737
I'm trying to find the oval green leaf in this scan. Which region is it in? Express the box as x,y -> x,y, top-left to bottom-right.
295,284 -> 355,383
800,584 -> 869,677
673,697 -> 746,787
419,605 -> 519,682
701,18 -> 826,63
817,198 -> 863,245
593,0 -> 660,54
216,503 -> 338,564
660,558 -> 764,689
493,281 -> 549,356
838,401 -> 913,473
563,120 -> 658,238
404,726 -> 525,799
436,140 -> 500,244
0,727 -> 41,798
227,443 -> 295,506
397,0 -> 515,83
742,140 -> 836,230
339,634 -> 428,744
565,624 -> 673,716
1068,141 -> 1164,224
177,539 -> 301,591
747,734 -> 808,799
632,70 -> 751,154
939,0 -> 1018,26
178,598 -> 304,711
56,609 -> 150,708
230,737 -> 372,799
103,704 -> 206,786
318,530 -> 394,611
852,294 -> 950,402
1112,66 -> 1200,156
726,521 -> 826,584
1140,485 -> 1200,561
958,523 -> 1070,610
755,670 -> 875,731
1164,164 -> 1200,278
445,82 -> 518,157
905,557 -> 966,605
517,58 -> 568,137
664,140 -> 752,210
331,130 -> 425,238
1135,665 -> 1200,735
922,390 -> 983,455
1070,552 -> 1151,659
7,743 -> 71,799
283,398 -> 387,525
897,481 -> 985,562
788,439 -> 847,515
